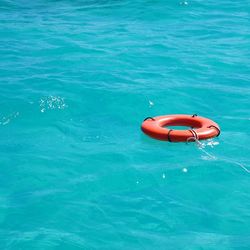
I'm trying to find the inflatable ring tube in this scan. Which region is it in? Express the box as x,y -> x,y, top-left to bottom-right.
141,114 -> 220,142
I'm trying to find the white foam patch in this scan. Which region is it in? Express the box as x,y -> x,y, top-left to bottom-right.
182,168 -> 188,173
180,1 -> 188,5
40,96 -> 67,113
201,155 -> 216,161
149,100 -> 154,108
0,112 -> 19,125
196,139 -> 219,150
206,140 -> 219,148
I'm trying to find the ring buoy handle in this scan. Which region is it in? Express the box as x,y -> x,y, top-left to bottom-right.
167,129 -> 173,142
144,117 -> 155,121
207,125 -> 220,137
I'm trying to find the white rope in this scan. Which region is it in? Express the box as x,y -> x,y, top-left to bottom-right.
187,137 -> 250,174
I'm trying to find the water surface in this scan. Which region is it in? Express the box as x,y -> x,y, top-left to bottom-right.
0,0 -> 250,249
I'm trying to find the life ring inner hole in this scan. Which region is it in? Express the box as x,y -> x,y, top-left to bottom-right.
159,118 -> 203,129
166,125 -> 193,130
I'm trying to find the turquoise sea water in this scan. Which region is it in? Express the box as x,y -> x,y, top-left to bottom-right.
1,0 -> 250,249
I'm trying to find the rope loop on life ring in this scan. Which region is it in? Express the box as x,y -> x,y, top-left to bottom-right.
207,125 -> 220,137
167,129 -> 173,142
188,129 -> 199,141
144,117 -> 155,121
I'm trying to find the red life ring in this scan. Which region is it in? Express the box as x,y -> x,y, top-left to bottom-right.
141,114 -> 220,142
